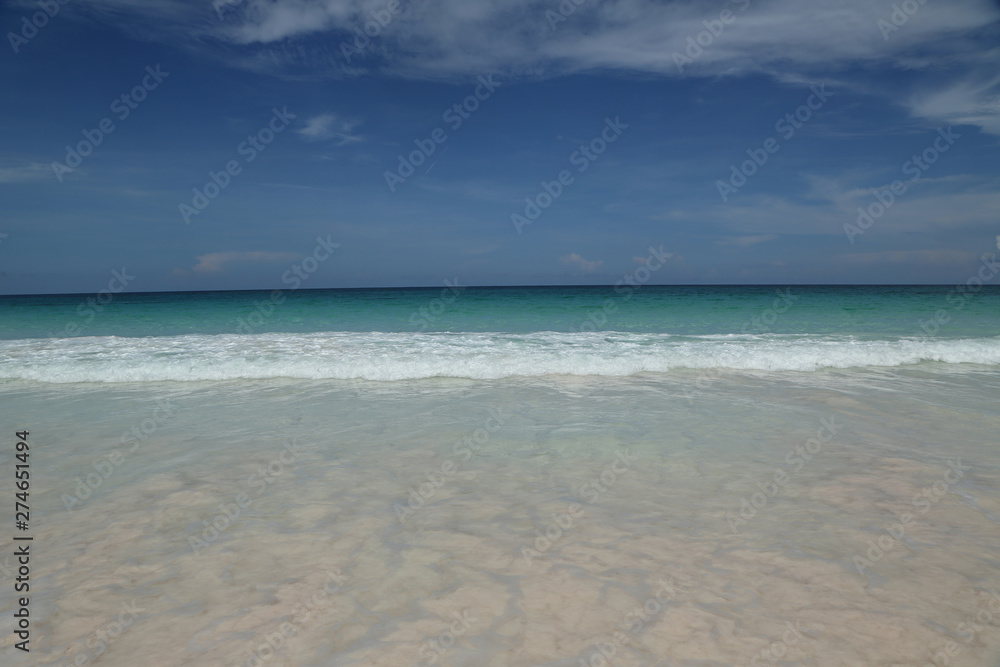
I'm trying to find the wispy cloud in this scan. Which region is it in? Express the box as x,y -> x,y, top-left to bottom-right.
0,162 -> 51,184
60,0 -> 1000,135
560,252 -> 603,273
835,249 -> 975,265
174,251 -> 301,276
717,235 -> 778,247
910,73 -> 1000,136
297,113 -> 363,144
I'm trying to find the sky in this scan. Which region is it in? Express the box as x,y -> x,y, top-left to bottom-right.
1,0 -> 999,294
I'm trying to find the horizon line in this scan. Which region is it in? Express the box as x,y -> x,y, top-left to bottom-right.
2,283 -> 997,298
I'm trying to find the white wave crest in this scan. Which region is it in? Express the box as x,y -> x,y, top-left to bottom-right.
2,332 -> 999,384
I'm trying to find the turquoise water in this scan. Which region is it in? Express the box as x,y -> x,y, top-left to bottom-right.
2,286 -> 1000,665
1,285 -> 999,384
3,285 -> 1000,339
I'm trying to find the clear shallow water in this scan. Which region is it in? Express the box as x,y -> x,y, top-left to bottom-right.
1,286 -> 999,666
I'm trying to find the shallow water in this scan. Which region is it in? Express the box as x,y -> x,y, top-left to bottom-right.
3,365 -> 999,666
3,285 -> 999,665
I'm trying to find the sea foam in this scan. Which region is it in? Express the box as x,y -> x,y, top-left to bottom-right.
2,332 -> 999,383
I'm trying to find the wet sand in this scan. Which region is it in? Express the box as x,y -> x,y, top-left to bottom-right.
3,369 -> 1000,666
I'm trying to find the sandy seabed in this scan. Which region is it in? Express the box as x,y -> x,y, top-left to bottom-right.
2,368 -> 1000,666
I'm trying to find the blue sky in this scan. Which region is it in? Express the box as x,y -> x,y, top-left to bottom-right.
2,0 -> 999,294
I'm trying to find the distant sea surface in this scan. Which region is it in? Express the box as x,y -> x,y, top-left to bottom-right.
2,286 -> 999,666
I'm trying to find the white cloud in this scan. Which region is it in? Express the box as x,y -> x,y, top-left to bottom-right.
225,0 -> 349,43
834,249 -> 975,265
652,181 -> 1000,244
717,235 -> 778,247
180,251 -> 301,275
297,113 -> 363,144
560,252 -> 603,273
910,73 -> 1000,136
66,0 -> 1000,134
0,162 -> 51,183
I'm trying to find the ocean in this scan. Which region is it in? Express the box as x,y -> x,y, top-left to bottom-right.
1,285 -> 999,666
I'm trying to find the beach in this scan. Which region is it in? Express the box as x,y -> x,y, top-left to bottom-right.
1,286 -> 1000,666
7,0 -> 1000,662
